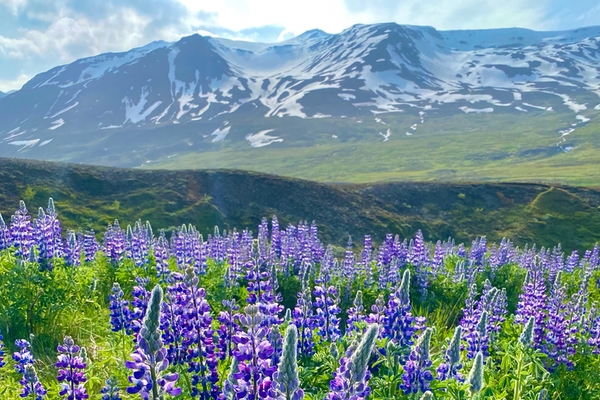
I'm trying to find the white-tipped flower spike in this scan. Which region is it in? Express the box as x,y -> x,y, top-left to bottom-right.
477,311 -> 488,339
468,352 -> 484,395
330,343 -> 339,360
420,391 -> 434,400
223,357 -> 239,400
399,269 -> 411,302
276,324 -> 304,400
349,324 -> 379,385
141,284 -> 163,354
519,316 -> 535,347
418,328 -> 433,362
449,326 -> 462,366
284,308 -> 292,322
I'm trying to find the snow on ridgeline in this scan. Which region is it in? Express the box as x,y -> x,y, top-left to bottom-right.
245,129 -> 283,147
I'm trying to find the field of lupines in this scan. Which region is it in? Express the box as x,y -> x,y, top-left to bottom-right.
1,199 -> 600,399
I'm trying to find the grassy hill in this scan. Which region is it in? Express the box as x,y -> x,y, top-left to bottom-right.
145,111 -> 600,186
1,157 -> 600,251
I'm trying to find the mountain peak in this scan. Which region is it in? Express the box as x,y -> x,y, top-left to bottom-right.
295,29 -> 330,40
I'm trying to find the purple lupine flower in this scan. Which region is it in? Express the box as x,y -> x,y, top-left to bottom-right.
160,282 -> 187,367
130,278 -> 151,338
217,299 -> 241,360
104,220 -> 126,265
383,269 -> 425,350
10,200 -> 34,258
56,336 -> 88,399
109,283 -> 131,334
366,294 -> 387,338
325,324 -> 378,400
20,364 -> 47,400
361,235 -> 374,286
465,311 -> 489,360
0,213 -> 11,251
409,231 -> 429,300
586,302 -> 600,354
154,230 -> 171,281
270,216 -> 281,261
430,241 -> 445,276
459,283 -> 479,335
232,305 -> 277,400
126,284 -> 181,399
82,230 -> 99,263
13,339 -> 34,374
64,230 -> 81,267
0,329 -> 5,368
33,207 -> 56,267
313,285 -> 341,342
489,288 -> 507,337
437,326 -> 463,382
400,328 -> 434,395
543,272 -> 575,370
566,251 -> 579,273
346,290 -> 365,335
456,244 -> 467,258
126,223 -> 146,268
101,376 -> 122,400
292,288 -> 315,355
180,267 -> 220,399
515,268 -> 547,347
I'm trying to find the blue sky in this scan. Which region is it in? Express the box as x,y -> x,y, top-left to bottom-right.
0,0 -> 599,92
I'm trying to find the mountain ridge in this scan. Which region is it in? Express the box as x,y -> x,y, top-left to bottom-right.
0,22 -> 598,177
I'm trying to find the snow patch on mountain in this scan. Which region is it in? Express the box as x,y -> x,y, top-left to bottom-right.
124,87 -> 162,124
460,107 -> 494,114
49,102 -> 78,119
379,129 -> 391,142
211,125 -> 231,142
246,129 -> 283,147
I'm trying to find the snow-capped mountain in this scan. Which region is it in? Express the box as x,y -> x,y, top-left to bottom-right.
0,23 -> 599,166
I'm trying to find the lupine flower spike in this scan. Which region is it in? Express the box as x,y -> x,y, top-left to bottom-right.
274,324 -> 304,400
468,352 -> 484,396
100,376 -> 122,400
56,336 -> 88,399
326,324 -> 378,400
20,364 -> 47,400
126,284 -> 181,399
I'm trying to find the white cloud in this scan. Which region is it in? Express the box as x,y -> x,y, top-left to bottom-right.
0,73 -> 30,92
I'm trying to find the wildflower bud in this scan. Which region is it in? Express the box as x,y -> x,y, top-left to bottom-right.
349,324 -> 378,384
420,391 -> 434,400
519,316 -> 535,347
468,352 -> 484,395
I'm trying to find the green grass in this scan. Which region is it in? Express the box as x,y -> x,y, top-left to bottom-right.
146,110 -> 600,186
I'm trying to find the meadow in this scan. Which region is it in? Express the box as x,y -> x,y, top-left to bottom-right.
1,198 -> 600,399
147,111 -> 600,187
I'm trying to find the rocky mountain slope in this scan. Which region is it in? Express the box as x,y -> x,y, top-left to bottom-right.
0,23 -> 599,171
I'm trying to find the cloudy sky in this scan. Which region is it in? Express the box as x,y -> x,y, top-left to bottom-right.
1,0 -> 599,92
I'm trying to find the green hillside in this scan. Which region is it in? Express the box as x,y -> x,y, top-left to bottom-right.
145,111 -> 600,186
1,158 -> 600,251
